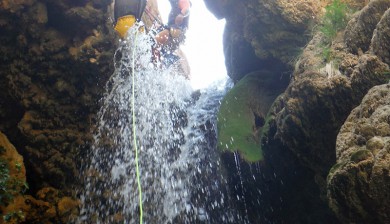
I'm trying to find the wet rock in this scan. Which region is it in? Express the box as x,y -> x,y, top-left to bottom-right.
221,118 -> 339,223
327,83 -> 390,223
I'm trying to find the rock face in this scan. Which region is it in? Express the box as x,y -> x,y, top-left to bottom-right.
344,0 -> 390,54
211,0 -> 390,223
0,132 -> 79,223
205,0 -> 322,82
327,84 -> 390,223
270,0 -> 389,176
0,0 -> 115,219
372,7 -> 390,65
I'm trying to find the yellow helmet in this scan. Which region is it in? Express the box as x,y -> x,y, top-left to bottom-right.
114,15 -> 136,38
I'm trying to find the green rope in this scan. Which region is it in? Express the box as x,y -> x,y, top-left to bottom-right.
131,28 -> 143,224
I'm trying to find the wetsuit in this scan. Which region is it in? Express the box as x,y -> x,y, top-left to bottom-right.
114,0 -> 147,23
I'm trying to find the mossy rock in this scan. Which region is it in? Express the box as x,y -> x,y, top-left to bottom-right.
350,149 -> 373,163
217,72 -> 284,162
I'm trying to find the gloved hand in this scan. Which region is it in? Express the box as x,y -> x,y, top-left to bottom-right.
175,14 -> 185,26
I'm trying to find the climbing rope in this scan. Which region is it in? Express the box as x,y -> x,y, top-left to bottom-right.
131,27 -> 143,224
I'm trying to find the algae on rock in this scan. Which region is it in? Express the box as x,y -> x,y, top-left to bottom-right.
217,72 -> 288,162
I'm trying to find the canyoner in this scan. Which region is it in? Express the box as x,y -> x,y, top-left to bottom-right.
113,0 -> 191,71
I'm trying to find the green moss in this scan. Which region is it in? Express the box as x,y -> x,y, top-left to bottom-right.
320,0 -> 349,42
319,0 -> 350,62
258,95 -> 282,144
380,71 -> 390,82
0,146 -> 5,154
3,210 -> 25,223
350,150 -> 372,163
322,45 -> 333,62
259,114 -> 273,141
217,75 -> 263,162
329,162 -> 344,174
0,156 -> 28,207
0,159 -> 12,206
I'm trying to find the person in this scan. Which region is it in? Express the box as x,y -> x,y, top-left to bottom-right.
113,0 -> 191,57
153,0 -> 191,53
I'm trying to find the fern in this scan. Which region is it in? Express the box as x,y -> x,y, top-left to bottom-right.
320,0 -> 349,42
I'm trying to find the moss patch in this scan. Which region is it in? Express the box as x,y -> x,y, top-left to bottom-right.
217,75 -> 264,162
350,149 -> 372,163
320,0 -> 349,42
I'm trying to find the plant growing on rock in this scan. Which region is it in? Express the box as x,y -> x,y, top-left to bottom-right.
320,0 -> 349,42
0,144 -> 29,222
319,0 -> 350,62
0,158 -> 12,205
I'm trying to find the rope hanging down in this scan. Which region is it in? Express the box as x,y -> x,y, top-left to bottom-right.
131,27 -> 143,224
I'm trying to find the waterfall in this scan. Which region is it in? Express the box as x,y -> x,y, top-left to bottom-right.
77,27 -> 244,224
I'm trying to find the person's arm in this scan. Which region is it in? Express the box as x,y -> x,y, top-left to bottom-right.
178,0 -> 190,17
175,0 -> 190,26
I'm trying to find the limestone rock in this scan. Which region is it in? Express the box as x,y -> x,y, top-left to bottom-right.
270,0 -> 390,177
1,187 -> 79,223
0,131 -> 26,206
204,0 -> 321,81
327,84 -> 390,224
350,54 -> 390,100
371,8 -> 390,66
271,71 -> 354,175
0,0 -> 115,220
342,0 -> 369,10
344,0 -> 390,54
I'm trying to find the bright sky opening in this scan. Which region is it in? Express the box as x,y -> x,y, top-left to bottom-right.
158,1 -> 227,90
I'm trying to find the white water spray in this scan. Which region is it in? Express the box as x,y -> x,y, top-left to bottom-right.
77,26 -> 243,224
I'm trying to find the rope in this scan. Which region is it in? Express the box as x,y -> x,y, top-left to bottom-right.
131,27 -> 143,224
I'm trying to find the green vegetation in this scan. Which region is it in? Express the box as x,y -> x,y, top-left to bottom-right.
319,0 -> 349,62
1,148 -> 28,224
383,71 -> 390,82
0,158 -> 12,206
351,150 -> 372,163
321,45 -> 333,62
3,210 -> 25,222
217,75 -> 264,162
0,146 -> 5,154
320,0 -> 349,42
1,157 -> 28,222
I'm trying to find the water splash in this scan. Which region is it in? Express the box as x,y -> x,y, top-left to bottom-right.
77,26 -> 242,223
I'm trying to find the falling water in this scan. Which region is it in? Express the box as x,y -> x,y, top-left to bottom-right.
233,152 -> 249,221
77,26 -> 244,223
